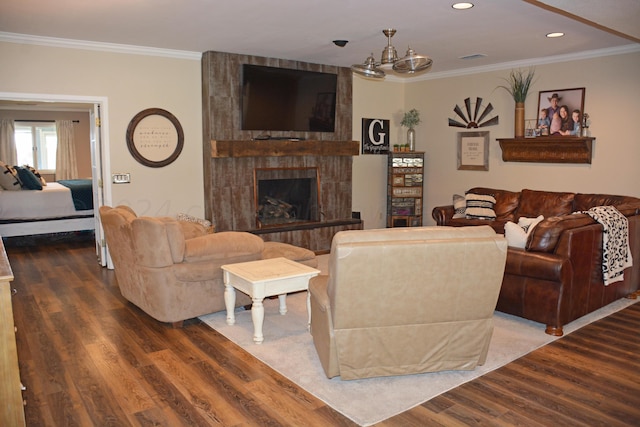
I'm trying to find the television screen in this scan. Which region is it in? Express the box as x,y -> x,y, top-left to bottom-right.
241,64 -> 337,133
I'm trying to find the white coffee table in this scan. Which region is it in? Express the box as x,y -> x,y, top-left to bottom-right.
222,257 -> 320,344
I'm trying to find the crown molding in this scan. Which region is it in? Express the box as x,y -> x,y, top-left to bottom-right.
409,43 -> 640,82
0,32 -> 202,60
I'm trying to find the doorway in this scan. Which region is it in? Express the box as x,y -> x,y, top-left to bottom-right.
0,92 -> 111,266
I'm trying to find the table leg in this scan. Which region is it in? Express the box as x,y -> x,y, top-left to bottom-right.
224,279 -> 236,326
278,294 -> 287,315
252,297 -> 265,344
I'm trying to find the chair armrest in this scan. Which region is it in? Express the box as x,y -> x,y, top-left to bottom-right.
183,231 -> 264,263
432,205 -> 455,225
309,276 -> 330,311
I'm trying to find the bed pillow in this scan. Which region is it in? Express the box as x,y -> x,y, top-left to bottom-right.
465,193 -> 496,220
14,166 -> 43,190
504,215 -> 544,248
0,161 -> 23,191
24,165 -> 47,186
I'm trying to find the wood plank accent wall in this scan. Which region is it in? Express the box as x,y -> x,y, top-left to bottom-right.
207,154 -> 355,232
201,51 -> 360,251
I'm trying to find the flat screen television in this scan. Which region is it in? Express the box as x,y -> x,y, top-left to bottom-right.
241,64 -> 337,133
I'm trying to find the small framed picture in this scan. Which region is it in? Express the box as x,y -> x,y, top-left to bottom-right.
457,131 -> 489,171
537,88 -> 585,136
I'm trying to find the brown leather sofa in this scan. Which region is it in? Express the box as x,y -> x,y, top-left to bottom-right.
100,205 -> 316,326
309,226 -> 508,380
433,188 -> 640,335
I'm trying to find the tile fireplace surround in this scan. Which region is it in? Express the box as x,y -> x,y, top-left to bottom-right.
208,140 -> 363,252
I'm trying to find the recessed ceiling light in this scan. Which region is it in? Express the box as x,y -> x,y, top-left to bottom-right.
452,2 -> 474,10
546,32 -> 565,38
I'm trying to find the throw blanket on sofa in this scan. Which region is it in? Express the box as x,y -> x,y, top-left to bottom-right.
584,206 -> 633,286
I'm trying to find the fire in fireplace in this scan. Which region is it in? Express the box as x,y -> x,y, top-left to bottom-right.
254,167 -> 320,228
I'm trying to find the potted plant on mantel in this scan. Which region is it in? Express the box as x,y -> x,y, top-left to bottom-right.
498,67 -> 535,138
401,109 -> 421,151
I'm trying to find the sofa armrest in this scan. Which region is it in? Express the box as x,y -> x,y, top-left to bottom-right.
527,214 -> 596,253
183,231 -> 264,263
432,205 -> 455,225
505,248 -> 572,282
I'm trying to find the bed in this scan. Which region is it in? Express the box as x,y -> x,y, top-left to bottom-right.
0,179 -> 95,237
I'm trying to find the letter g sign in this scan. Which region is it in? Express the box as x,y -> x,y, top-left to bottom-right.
361,118 -> 390,154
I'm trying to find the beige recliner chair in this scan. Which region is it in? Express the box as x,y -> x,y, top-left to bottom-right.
309,225 -> 508,380
100,205 -> 316,326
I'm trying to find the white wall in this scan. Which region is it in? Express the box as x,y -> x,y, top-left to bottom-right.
351,78 -> 405,229
353,51 -> 640,228
0,41 -> 205,218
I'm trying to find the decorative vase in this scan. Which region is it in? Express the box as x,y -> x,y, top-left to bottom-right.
407,127 -> 415,151
514,102 -> 525,138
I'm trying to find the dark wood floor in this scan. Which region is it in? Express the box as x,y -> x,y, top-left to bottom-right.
4,233 -> 640,426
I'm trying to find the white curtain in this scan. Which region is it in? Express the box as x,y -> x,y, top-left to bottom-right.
0,119 -> 17,164
55,120 -> 78,180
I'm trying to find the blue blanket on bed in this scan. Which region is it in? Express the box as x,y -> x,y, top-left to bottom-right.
57,179 -> 93,211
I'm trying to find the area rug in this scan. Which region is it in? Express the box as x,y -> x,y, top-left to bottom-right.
200,256 -> 638,426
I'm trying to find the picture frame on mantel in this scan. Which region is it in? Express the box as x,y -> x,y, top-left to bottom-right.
457,131 -> 489,171
537,87 -> 585,134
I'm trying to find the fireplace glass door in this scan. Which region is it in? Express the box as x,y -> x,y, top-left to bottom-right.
254,167 -> 320,228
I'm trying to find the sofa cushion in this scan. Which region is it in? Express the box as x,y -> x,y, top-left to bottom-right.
516,189 -> 575,218
465,193 -> 496,220
466,187 -> 520,221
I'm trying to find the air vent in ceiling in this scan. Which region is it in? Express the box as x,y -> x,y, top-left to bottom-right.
459,53 -> 487,60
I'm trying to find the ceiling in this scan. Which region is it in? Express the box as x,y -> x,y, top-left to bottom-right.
0,0 -> 638,78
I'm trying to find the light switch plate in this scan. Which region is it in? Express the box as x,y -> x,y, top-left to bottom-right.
112,173 -> 130,184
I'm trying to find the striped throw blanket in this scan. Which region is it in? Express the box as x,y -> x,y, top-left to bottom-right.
584,206 -> 633,286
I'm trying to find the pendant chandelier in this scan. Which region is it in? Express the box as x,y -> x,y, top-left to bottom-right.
351,29 -> 433,79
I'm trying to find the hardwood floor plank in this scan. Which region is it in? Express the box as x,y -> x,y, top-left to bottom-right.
148,348 -> 248,426
5,235 -> 640,426
138,364 -> 216,426
84,338 -> 156,415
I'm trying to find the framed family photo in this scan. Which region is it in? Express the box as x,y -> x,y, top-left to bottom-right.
537,88 -> 585,135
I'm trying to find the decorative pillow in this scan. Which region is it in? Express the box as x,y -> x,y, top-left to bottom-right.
24,165 -> 47,186
0,161 -> 23,191
176,213 -> 215,233
504,215 -> 544,248
14,166 -> 43,190
452,193 -> 466,218
465,193 -> 496,220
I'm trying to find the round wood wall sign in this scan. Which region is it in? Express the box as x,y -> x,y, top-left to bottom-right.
126,108 -> 184,167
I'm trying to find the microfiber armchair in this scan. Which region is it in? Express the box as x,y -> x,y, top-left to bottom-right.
100,205 -> 316,326
309,226 -> 508,380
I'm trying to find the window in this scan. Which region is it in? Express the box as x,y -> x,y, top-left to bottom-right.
15,122 -> 57,172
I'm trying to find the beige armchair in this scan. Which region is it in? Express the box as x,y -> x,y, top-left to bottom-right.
100,206 -> 316,327
309,226 -> 508,380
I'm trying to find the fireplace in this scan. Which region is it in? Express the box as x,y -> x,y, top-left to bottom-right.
254,167 -> 320,228
207,140 -> 363,252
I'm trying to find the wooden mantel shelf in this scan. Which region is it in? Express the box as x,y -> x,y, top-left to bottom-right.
498,136 -> 595,164
211,140 -> 360,158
